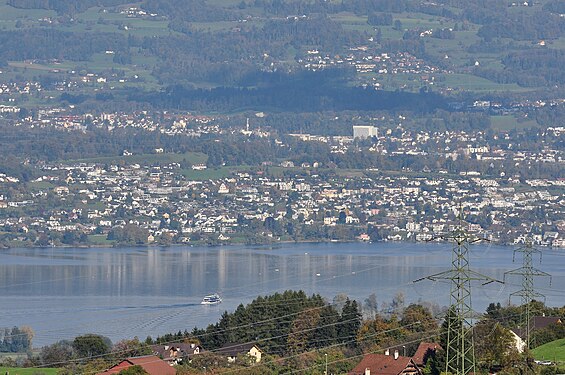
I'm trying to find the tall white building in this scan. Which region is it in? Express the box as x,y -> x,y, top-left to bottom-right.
353,125 -> 378,139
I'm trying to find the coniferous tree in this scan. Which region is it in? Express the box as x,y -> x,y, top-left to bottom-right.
338,299 -> 362,348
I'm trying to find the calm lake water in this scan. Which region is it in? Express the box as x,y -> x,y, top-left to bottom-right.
0,242 -> 563,347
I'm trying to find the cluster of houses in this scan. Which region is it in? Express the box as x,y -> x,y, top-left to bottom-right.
0,106 -> 563,247
96,342 -> 262,374
350,316 -> 562,375
301,49 -> 447,79
94,341 -> 437,374
0,81 -> 42,98
301,46 -> 450,91
93,342 -> 442,374
12,108 -> 228,137
118,6 -> 160,18
93,315 -> 563,375
349,343 -> 441,375
0,141 -> 563,247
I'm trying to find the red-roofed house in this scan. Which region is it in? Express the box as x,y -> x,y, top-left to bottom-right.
412,342 -> 442,367
150,343 -> 203,365
349,350 -> 423,375
96,355 -> 176,375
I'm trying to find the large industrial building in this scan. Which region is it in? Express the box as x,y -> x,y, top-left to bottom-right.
353,125 -> 378,139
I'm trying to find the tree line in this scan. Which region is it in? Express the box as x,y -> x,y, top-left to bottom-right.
129,79 -> 447,113
167,291 -> 361,354
0,326 -> 34,353
3,292 -> 565,374
8,0 -> 132,14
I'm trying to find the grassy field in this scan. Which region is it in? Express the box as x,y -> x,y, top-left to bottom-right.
0,367 -> 58,375
329,9 -> 534,94
532,338 -> 565,364
330,12 -> 373,33
0,0 -> 55,20
8,50 -> 159,89
490,115 -> 539,131
180,166 -> 233,180
438,74 -> 529,93
87,234 -> 115,246
395,13 -> 447,30
0,0 -> 164,89
27,181 -> 55,190
0,1 -> 172,37
1,0 -> 562,100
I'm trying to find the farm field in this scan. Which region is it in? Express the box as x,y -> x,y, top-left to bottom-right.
490,115 -> 539,131
532,338 -> 565,364
0,367 -> 58,375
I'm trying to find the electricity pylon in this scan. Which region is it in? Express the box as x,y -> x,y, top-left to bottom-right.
504,241 -> 551,350
415,210 -> 502,375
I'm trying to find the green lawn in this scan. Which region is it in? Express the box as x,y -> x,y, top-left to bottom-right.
0,367 -> 58,375
330,12 -> 373,33
27,181 -> 55,190
87,234 -> 115,246
490,115 -> 539,131
8,50 -> 159,89
532,338 -> 565,364
438,74 -> 528,93
395,13 -> 445,30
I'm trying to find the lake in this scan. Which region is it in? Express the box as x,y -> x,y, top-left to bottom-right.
0,242 -> 563,347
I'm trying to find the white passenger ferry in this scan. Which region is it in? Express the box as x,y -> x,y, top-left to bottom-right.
201,293 -> 222,305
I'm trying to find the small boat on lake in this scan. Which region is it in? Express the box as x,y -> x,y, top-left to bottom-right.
201,293 -> 222,305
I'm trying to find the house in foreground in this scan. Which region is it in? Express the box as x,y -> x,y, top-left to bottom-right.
510,315 -> 563,352
411,342 -> 442,368
96,355 -> 176,375
151,343 -> 203,365
348,350 -> 423,375
216,342 -> 263,363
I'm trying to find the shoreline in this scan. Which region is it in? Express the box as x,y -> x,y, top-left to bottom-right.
1,237 -> 557,251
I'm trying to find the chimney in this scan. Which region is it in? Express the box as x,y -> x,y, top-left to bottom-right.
385,349 -> 390,356
365,368 -> 371,375
394,350 -> 399,360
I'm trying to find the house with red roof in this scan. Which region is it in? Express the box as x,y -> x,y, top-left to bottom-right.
96,355 -> 176,375
151,343 -> 203,365
411,342 -> 442,367
348,350 -> 423,375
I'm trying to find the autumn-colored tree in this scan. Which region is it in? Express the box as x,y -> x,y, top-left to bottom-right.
400,304 -> 438,333
287,308 -> 321,354
357,313 -> 401,351
111,337 -> 152,361
118,365 -> 149,375
474,319 -> 520,371
39,340 -> 75,367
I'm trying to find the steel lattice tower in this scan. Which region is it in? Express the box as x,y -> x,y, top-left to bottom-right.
415,211 -> 502,375
504,241 -> 551,350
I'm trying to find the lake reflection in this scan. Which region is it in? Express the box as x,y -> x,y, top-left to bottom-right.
0,242 -> 563,346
